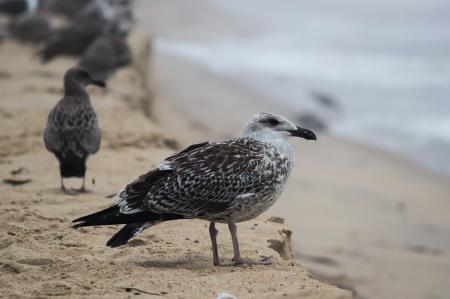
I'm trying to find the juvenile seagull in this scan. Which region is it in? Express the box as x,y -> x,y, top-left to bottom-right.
38,0 -> 133,62
8,14 -> 53,43
73,113 -> 316,265
44,67 -> 104,192
79,13 -> 133,81
38,18 -> 105,63
74,0 -> 134,24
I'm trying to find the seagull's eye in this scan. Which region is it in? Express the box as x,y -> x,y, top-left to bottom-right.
266,118 -> 280,126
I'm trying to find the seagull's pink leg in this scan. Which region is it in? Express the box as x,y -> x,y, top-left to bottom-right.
228,220 -> 243,265
228,220 -> 272,266
209,221 -> 220,266
79,177 -> 87,193
60,176 -> 67,192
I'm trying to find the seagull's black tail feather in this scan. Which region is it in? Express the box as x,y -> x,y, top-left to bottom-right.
72,206 -> 184,228
59,154 -> 87,178
72,206 -> 122,228
73,206 -> 184,247
106,222 -> 147,248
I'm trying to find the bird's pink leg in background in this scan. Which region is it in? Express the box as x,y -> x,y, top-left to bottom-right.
209,221 -> 220,266
228,220 -> 243,265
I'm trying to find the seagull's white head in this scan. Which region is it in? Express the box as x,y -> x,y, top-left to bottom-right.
244,112 -> 317,142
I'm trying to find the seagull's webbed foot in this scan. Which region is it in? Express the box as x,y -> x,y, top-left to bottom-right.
226,220 -> 273,267
78,177 -> 88,193
217,257 -> 272,267
60,177 -> 68,193
233,256 -> 273,266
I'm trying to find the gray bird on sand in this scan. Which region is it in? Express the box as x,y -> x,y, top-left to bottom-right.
38,18 -> 105,62
74,0 -> 134,24
8,13 -> 53,43
44,67 -> 104,192
73,113 -> 316,265
38,0 -> 134,62
79,15 -> 132,81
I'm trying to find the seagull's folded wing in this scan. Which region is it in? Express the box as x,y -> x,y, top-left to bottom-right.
76,108 -> 101,154
44,107 -> 64,153
116,139 -> 269,218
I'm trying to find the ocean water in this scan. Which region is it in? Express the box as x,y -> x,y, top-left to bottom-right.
155,0 -> 450,176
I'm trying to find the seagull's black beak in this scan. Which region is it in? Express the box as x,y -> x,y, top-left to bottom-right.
288,126 -> 317,140
91,79 -> 106,88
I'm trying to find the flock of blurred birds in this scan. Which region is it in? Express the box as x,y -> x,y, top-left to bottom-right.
0,0 -> 343,135
0,0 -> 135,81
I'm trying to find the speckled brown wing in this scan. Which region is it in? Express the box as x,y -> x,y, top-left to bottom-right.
117,139 -> 274,220
73,106 -> 101,154
44,101 -> 100,157
116,138 -> 289,220
44,105 -> 64,153
116,142 -> 210,214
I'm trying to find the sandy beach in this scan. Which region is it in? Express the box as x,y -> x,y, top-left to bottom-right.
0,27 -> 353,299
0,1 -> 449,298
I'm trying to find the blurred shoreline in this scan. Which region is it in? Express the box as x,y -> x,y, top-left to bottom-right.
155,40 -> 450,179
151,46 -> 450,183
142,0 -> 450,178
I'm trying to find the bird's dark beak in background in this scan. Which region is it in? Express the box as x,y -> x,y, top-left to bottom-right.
91,79 -> 106,88
288,126 -> 317,140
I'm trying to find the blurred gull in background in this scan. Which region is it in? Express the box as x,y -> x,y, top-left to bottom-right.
37,0 -> 134,63
79,14 -> 132,81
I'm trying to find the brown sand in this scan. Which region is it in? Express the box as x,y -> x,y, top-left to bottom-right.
0,32 -> 352,298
